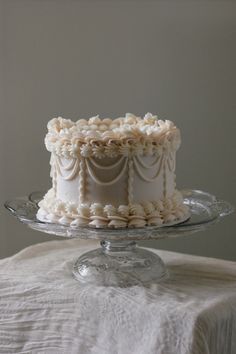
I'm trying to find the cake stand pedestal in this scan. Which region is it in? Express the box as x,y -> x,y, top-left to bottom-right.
73,240 -> 167,286
5,190 -> 234,287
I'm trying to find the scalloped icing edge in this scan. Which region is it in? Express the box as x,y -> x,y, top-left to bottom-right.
45,113 -> 181,158
36,189 -> 190,229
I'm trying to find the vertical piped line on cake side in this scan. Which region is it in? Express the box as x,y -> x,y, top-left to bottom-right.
166,151 -> 176,192
128,157 -> 134,204
173,152 -> 177,190
163,155 -> 167,199
50,153 -> 57,195
79,157 -> 86,204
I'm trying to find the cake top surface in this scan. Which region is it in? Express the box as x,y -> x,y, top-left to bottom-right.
45,113 -> 181,157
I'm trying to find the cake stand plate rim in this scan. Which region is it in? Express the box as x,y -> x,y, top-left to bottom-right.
4,189 -> 234,241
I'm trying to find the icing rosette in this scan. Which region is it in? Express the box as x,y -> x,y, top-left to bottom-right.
108,216 -> 128,229
128,216 -> 146,228
71,204 -> 90,227
118,205 -> 130,218
92,144 -> 106,159
89,216 -> 109,228
146,210 -> 163,226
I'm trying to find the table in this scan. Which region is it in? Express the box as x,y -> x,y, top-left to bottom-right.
0,239 -> 235,354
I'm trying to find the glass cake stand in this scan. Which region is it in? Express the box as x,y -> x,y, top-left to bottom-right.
5,190 -> 234,287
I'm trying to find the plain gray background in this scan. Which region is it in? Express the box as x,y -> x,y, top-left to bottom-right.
0,0 -> 235,260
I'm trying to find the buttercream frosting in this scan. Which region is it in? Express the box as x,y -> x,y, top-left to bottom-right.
45,113 -> 181,159
37,189 -> 189,228
37,112 -> 190,229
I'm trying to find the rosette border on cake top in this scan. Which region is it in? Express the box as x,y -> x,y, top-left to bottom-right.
37,113 -> 190,228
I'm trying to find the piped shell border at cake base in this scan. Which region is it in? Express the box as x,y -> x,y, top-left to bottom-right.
36,190 -> 190,229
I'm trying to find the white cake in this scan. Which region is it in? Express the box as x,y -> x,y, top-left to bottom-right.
37,113 -> 189,228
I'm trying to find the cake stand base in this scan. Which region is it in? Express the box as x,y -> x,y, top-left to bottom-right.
73,240 -> 168,287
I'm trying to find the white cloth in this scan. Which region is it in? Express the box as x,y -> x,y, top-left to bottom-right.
0,239 -> 235,354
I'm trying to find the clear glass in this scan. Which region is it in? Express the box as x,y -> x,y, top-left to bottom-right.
5,190 -> 234,286
73,240 -> 168,286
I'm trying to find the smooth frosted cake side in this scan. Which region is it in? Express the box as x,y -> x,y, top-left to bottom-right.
37,113 -> 189,228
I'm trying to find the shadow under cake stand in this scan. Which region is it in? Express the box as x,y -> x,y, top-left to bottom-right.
5,190 -> 234,287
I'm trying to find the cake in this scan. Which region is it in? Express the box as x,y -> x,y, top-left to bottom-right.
37,113 -> 189,228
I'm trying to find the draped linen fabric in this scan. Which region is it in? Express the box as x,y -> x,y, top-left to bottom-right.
0,239 -> 235,354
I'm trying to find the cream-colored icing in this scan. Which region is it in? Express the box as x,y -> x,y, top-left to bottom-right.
37,189 -> 189,228
38,113 -> 189,228
78,158 -> 86,204
89,155 -> 125,170
128,158 -> 134,204
45,113 -> 181,159
85,157 -> 128,186
55,157 -> 79,181
133,154 -> 164,182
53,154 -> 175,206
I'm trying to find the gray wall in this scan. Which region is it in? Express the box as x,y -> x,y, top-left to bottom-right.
1,0 -> 235,260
